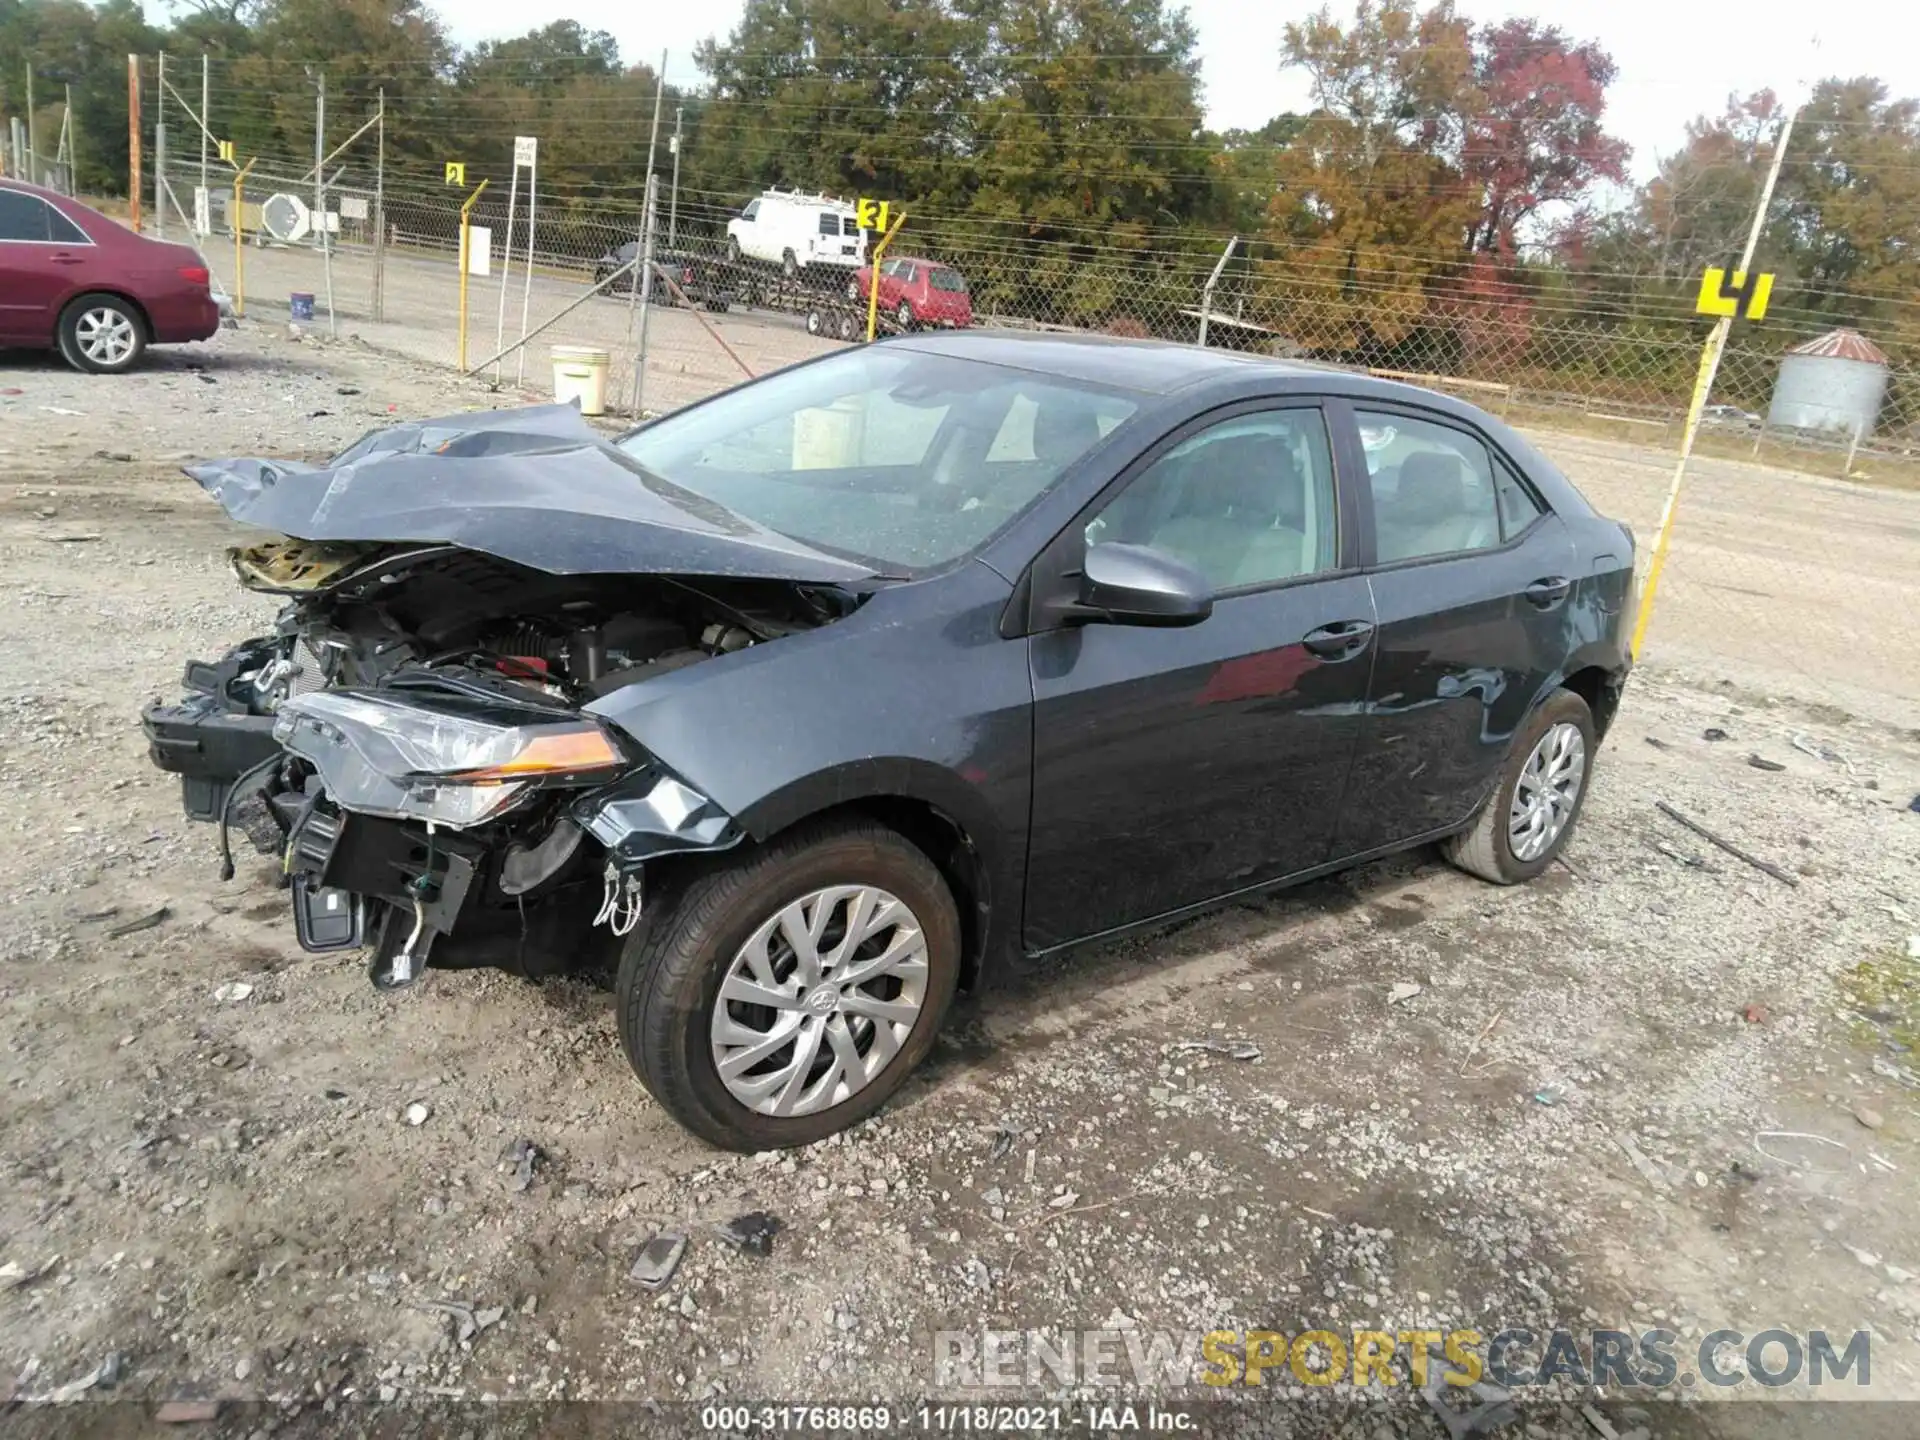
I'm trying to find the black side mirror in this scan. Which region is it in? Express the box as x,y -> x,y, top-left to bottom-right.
1074,543 -> 1213,628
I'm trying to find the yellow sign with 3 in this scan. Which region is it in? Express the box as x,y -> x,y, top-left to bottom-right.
1696,265 -> 1774,322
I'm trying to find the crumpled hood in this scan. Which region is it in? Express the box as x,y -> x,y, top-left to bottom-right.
184,403 -> 876,583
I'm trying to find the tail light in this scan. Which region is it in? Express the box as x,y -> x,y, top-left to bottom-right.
180,266 -> 211,288
681,265 -> 695,284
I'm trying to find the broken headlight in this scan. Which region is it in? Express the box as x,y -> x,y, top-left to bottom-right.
273,690 -> 628,829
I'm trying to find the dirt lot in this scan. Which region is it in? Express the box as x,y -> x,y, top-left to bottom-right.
2,326 -> 1918,1436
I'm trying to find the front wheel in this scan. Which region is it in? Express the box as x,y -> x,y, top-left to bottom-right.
781,249 -> 799,279
1443,689 -> 1595,884
726,237 -> 742,263
59,294 -> 147,373
616,819 -> 961,1150
895,300 -> 914,330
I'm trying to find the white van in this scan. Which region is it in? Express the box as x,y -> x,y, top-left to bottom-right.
725,190 -> 867,276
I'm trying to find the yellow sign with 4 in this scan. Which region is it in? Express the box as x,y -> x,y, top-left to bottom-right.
1696,266 -> 1774,322
855,197 -> 891,232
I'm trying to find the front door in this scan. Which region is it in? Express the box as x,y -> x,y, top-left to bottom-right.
1023,402 -> 1377,950
1333,405 -> 1579,856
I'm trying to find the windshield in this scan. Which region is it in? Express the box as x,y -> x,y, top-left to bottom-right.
618,349 -> 1137,572
928,267 -> 967,293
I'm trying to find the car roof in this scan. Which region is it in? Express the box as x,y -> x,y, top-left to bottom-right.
889,329 -> 1326,396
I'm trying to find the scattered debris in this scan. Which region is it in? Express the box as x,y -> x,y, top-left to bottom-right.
105,907 -> 169,938
421,1300 -> 503,1347
1388,981 -> 1424,1005
155,1399 -> 220,1424
1853,1105 -> 1886,1131
499,1138 -> 542,1193
336,385 -> 363,396
1533,1090 -> 1559,1106
40,405 -> 85,417
1166,1037 -> 1262,1060
1580,1402 -> 1621,1440
1643,736 -> 1670,751
1746,755 -> 1786,772
1702,727 -> 1730,742
1655,801 -> 1799,886
1024,1148 -> 1037,1185
0,1256 -> 59,1293
1614,1132 -> 1670,1192
1653,839 -> 1707,869
1790,733 -> 1843,764
212,982 -> 254,1004
34,1352 -> 123,1403
1906,934 -> 1920,960
629,1233 -> 688,1289
1459,1009 -> 1505,1076
42,534 -> 104,544
1872,1056 -> 1919,1089
1741,1002 -> 1769,1024
713,1212 -> 782,1258
404,1102 -> 431,1127
1754,1130 -> 1851,1172
987,1129 -> 1015,1163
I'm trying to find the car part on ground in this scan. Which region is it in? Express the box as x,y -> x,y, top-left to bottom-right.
143,333 -> 1633,1150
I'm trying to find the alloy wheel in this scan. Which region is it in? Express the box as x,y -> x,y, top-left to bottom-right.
77,307 -> 138,367
709,885 -> 929,1117
1507,721 -> 1586,862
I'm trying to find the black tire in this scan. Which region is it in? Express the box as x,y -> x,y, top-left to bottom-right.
615,819 -> 962,1151
838,311 -> 860,342
781,249 -> 799,279
58,293 -> 147,374
727,237 -> 742,263
847,278 -> 863,302
895,300 -> 914,330
1443,689 -> 1596,884
805,308 -> 824,336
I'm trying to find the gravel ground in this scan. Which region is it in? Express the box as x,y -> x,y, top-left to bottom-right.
1,326 -> 1917,1437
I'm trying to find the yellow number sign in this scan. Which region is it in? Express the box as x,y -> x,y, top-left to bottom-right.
445,161 -> 467,186
1696,265 -> 1774,322
216,140 -> 235,163
855,197 -> 891,232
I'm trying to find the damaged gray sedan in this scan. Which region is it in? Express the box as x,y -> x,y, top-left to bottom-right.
145,334 -> 1633,1150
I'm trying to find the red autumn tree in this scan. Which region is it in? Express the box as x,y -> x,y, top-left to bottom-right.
1463,19 -> 1630,255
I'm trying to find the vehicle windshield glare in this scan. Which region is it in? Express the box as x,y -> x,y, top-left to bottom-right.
617,349 -> 1137,572
928,268 -> 967,293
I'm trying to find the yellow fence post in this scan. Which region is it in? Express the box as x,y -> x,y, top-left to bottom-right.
457,179 -> 490,372
865,212 -> 908,342
232,158 -> 256,318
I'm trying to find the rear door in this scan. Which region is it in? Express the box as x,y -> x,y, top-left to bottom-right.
1330,401 -> 1577,857
0,187 -> 93,343
1023,400 -> 1377,949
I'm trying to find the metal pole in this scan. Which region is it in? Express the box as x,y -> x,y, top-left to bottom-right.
493,163 -> 521,384
322,164 -> 339,337
25,62 -> 35,184
1198,235 -> 1238,348
199,52 -> 208,232
233,158 -> 255,316
641,50 -> 666,240
669,105 -> 683,247
127,55 -> 141,232
866,212 -> 907,341
457,179 -> 490,371
630,173 -> 659,415
373,89 -> 385,321
1631,105 -> 1798,660
313,70 -> 324,251
516,145 -> 537,385
153,54 -> 166,240
65,84 -> 76,189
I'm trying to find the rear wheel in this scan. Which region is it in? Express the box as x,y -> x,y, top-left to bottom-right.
781,249 -> 799,279
59,294 -> 146,374
895,300 -> 915,330
837,310 -> 860,342
616,819 -> 961,1151
1443,689 -> 1595,884
727,237 -> 742,263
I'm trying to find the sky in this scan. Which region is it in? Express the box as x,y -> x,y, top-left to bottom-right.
435,0 -> 1909,186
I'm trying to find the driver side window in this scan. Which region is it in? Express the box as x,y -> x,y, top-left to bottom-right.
1084,409 -> 1338,593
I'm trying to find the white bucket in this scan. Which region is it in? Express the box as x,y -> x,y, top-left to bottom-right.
551,345 -> 610,416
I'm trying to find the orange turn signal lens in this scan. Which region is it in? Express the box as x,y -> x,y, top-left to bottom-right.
449,726 -> 622,782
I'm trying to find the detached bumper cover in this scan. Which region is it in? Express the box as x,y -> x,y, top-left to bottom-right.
142,687 -> 282,822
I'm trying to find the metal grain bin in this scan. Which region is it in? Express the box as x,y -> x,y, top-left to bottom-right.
1768,329 -> 1890,436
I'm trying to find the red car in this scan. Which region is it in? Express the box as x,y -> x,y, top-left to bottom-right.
846,256 -> 973,329
0,180 -> 220,373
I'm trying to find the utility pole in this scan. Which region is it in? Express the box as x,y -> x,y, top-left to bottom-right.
25,62 -> 35,184
1631,102 -> 1800,659
63,83 -> 75,191
374,88 -> 386,320
313,70 -> 325,249
127,54 -> 142,231
154,52 -> 166,238
668,104 -> 683,247
199,52 -> 209,235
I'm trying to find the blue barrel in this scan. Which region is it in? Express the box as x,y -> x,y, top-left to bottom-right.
290,292 -> 315,321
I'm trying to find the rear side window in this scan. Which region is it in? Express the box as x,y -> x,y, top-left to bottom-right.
818,212 -> 839,236
1356,410 -> 1502,563
841,215 -> 860,236
0,190 -> 77,242
1495,467 -> 1544,538
929,267 -> 966,292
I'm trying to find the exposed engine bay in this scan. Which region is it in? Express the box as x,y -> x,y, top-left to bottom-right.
145,535 -> 862,990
